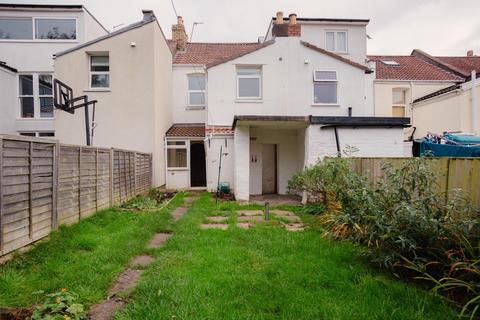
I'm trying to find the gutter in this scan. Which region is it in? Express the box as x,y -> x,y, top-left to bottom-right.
472,70 -> 478,134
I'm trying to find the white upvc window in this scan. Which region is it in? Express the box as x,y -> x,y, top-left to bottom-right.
166,140 -> 188,170
236,66 -> 262,100
313,70 -> 338,105
187,74 -> 206,107
0,17 -> 77,41
19,131 -> 55,137
392,88 -> 406,117
18,73 -> 54,119
89,55 -> 110,89
325,30 -> 348,53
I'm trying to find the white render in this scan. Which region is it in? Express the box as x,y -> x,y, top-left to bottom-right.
172,66 -> 206,124
0,5 -> 108,135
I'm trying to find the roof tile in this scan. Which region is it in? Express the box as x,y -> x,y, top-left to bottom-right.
166,124 -> 205,137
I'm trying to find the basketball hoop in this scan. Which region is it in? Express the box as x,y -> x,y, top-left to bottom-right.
53,79 -> 98,146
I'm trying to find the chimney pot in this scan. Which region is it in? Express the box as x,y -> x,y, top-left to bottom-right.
467,50 -> 474,57
289,13 -> 297,25
276,11 -> 284,24
177,16 -> 184,25
142,9 -> 154,21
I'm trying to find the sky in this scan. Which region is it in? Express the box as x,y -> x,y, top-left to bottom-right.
4,0 -> 480,56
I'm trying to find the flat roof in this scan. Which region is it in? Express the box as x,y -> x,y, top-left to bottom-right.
312,116 -> 410,127
0,4 -> 83,9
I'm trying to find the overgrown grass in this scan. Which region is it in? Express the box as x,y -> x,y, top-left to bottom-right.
117,193 -> 456,320
0,193 -> 184,308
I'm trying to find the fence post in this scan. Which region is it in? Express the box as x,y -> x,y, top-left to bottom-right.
134,152 -> 137,194
95,148 -> 99,212
0,137 -> 3,253
444,158 -> 451,204
109,148 -> 114,207
78,146 -> 82,220
52,140 -> 59,230
28,141 -> 33,239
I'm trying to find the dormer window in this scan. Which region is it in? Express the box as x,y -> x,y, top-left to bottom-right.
325,31 -> 347,53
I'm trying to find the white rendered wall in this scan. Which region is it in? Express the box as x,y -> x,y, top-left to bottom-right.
305,125 -> 405,165
172,66 -> 207,124
207,37 -> 369,127
233,126 -> 250,201
206,136 -> 235,192
0,69 -> 17,134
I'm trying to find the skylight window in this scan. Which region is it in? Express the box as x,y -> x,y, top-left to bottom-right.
381,60 -> 400,66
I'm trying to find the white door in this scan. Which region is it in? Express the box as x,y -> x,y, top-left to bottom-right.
262,144 -> 276,194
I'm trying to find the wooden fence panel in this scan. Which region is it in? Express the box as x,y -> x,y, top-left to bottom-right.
0,135 -> 152,257
350,157 -> 480,207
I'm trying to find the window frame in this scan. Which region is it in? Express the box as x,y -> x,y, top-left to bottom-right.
18,73 -> 55,120
187,73 -> 206,108
89,54 -> 110,90
312,70 -> 338,105
392,88 -> 407,117
325,30 -> 348,53
19,131 -> 55,137
0,16 -> 78,42
236,66 -> 262,100
38,74 -> 54,118
166,140 -> 189,170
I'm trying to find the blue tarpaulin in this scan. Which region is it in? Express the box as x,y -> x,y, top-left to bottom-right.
443,133 -> 480,145
420,141 -> 480,157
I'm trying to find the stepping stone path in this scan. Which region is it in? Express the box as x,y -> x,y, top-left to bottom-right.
234,209 -> 306,232
130,255 -> 155,268
238,210 -> 263,216
236,222 -> 251,229
88,200 -> 189,320
238,215 -> 265,222
284,223 -> 305,232
207,216 -> 229,223
200,224 -> 228,230
147,233 -> 172,249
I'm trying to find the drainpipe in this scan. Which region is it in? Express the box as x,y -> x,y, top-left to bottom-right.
472,70 -> 478,134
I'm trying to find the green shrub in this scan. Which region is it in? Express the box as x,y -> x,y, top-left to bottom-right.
300,203 -> 327,216
32,289 -> 86,320
120,188 -> 174,210
289,157 -> 480,317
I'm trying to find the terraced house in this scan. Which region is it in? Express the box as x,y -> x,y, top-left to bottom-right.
52,10 -> 410,201
0,3 -> 107,137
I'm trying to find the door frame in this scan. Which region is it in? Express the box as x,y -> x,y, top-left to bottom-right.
261,143 -> 278,194
189,140 -> 207,188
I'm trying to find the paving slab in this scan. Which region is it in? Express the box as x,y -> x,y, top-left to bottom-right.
183,197 -> 198,205
109,269 -> 144,296
238,215 -> 265,222
271,209 -> 296,217
147,233 -> 172,249
88,297 -> 125,320
200,224 -> 228,230
237,210 -> 264,216
131,255 -> 155,268
172,206 -> 188,221
284,223 -> 306,232
280,215 -> 302,222
236,222 -> 251,229
207,216 -> 229,223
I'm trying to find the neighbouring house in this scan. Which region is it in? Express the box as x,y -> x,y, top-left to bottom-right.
369,49 -> 480,139
53,10 -> 410,200
0,3 -> 108,137
53,10 -> 173,186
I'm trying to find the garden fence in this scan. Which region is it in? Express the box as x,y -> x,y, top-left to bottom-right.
0,135 -> 152,257
349,157 -> 480,206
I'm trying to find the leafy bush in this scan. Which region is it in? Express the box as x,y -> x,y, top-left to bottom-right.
300,203 -> 327,216
120,188 -> 174,210
289,157 -> 480,317
32,289 -> 86,320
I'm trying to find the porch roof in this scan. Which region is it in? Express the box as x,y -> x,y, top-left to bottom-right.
232,115 -> 309,128
166,124 -> 205,137
311,116 -> 410,127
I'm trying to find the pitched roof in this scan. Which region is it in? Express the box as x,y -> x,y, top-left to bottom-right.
435,56 -> 480,76
413,84 -> 461,104
368,55 -> 463,81
166,124 -> 205,137
55,14 -> 155,58
171,41 -> 273,67
301,41 -> 371,72
0,61 -> 17,73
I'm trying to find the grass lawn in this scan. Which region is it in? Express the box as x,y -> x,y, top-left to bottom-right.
0,194 -> 183,308
118,193 -> 457,320
0,192 -> 457,319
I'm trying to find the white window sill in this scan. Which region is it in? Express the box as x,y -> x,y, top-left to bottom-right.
186,105 -> 205,110
84,88 -> 111,92
311,103 -> 340,107
16,118 -> 55,121
167,167 -> 189,171
235,99 -> 263,103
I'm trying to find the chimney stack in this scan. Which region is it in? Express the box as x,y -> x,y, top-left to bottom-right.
287,13 -> 301,37
276,11 -> 284,24
142,9 -> 154,22
172,16 -> 188,51
467,50 -> 474,57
